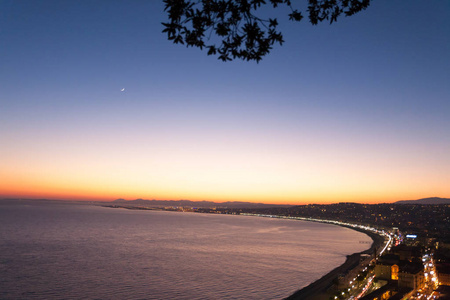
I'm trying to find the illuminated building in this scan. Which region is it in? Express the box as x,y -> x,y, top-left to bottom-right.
375,254 -> 400,280
398,263 -> 425,291
391,264 -> 399,280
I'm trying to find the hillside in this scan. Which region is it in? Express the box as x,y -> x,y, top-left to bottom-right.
394,197 -> 450,205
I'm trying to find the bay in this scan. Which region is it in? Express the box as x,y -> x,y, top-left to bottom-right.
0,200 -> 372,299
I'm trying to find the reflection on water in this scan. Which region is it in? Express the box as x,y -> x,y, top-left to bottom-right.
0,200 -> 372,299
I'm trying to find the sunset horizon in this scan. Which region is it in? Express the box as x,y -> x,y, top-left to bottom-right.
1,192 -> 448,206
2,1 -> 449,208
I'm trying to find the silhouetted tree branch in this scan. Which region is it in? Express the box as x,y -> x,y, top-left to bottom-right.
162,0 -> 370,62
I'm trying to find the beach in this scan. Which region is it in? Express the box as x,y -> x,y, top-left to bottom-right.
285,227 -> 385,300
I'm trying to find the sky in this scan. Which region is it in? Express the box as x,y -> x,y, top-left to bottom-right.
1,1 -> 449,205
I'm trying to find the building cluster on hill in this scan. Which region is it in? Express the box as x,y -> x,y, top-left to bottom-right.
361,244 -> 425,299
219,203 -> 450,243
360,241 -> 450,300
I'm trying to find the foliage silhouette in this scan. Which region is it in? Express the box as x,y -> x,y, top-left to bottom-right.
162,0 -> 370,62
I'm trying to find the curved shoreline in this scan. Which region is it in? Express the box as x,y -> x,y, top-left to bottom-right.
100,207 -> 386,299
285,225 -> 385,300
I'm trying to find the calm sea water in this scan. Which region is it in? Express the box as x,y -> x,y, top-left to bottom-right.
0,200 -> 372,299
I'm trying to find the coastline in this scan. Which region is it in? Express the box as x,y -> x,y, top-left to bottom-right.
100,205 -> 387,300
285,226 -> 385,300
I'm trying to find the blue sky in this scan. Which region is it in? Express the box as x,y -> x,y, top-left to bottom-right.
1,1 -> 449,203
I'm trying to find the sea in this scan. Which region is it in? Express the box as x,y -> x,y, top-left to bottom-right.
0,200 -> 372,299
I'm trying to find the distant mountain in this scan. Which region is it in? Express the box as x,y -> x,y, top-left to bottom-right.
111,199 -> 292,208
394,197 -> 450,205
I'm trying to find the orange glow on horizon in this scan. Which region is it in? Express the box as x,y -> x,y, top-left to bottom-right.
1,180 -> 446,206
1,156 -> 449,205
2,117 -> 449,206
